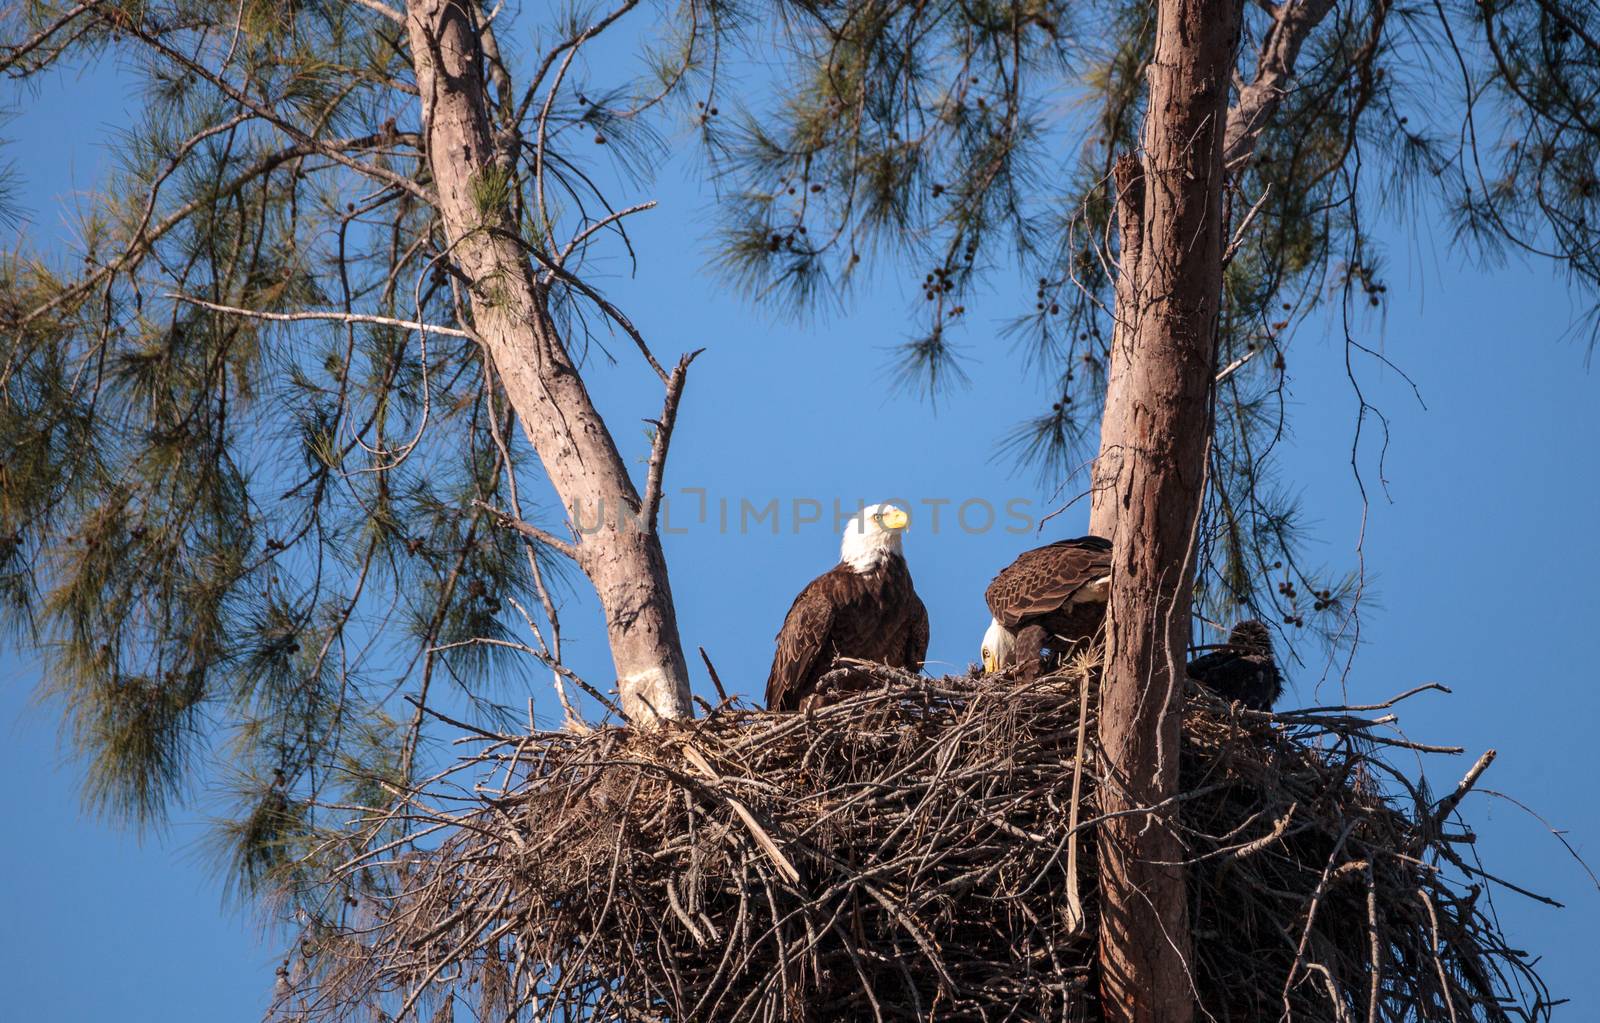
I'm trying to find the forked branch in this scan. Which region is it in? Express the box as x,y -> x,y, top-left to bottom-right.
641,349 -> 703,534
1224,0 -> 1339,169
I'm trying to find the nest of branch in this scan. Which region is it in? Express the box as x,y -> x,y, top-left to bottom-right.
289,666 -> 1553,1023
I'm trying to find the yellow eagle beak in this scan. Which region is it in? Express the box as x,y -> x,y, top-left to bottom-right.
879,506 -> 909,530
981,649 -> 996,674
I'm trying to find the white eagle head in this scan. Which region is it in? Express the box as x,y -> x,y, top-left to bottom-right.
840,502 -> 910,571
980,616 -> 1016,674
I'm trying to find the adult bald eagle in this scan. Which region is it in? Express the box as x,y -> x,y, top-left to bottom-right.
980,535 -> 1112,679
766,503 -> 929,712
1187,620 -> 1283,711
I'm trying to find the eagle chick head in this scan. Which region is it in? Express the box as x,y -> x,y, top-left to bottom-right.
1227,619 -> 1273,655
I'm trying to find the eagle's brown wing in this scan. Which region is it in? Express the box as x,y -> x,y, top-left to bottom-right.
901,591 -> 930,671
765,567 -> 845,711
985,536 -> 1112,630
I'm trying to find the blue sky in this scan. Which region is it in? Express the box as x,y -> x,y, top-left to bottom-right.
3,27 -> 1597,1021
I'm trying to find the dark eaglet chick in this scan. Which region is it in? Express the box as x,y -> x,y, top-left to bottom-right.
1187,619 -> 1283,711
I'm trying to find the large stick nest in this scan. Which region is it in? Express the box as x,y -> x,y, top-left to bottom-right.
283,666 -> 1554,1023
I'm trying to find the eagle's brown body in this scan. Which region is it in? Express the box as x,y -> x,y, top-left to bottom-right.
1188,619 -> 1283,711
986,536 -> 1112,677
766,553 -> 929,712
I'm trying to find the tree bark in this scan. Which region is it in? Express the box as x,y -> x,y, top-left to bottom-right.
1087,155 -> 1144,541
404,0 -> 691,724
1093,3 -> 1242,1021
1223,0 -> 1339,170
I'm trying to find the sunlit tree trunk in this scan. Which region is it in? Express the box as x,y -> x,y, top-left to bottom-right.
1087,154 -> 1143,541
404,0 -> 691,724
1093,2 -> 1243,1020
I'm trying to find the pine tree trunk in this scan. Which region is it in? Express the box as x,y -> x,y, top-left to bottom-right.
1087,154 -> 1144,541
1093,2 -> 1242,1020
404,0 -> 691,724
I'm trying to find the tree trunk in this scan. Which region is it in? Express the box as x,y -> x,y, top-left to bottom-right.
404,0 -> 691,724
1087,154 -> 1144,541
1093,3 -> 1242,1021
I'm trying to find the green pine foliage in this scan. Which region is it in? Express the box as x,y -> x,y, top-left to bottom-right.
709,1 -> 1600,652
0,0 -> 707,917
3,0 -> 1597,940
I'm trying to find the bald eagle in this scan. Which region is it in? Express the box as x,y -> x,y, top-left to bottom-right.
766,503 -> 929,712
980,536 -> 1112,678
1187,619 -> 1282,711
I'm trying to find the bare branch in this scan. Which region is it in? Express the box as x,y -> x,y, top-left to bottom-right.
168,294 -> 472,338
640,350 -> 702,534
507,228 -> 671,381
1276,681 -> 1452,715
1214,346 -> 1261,385
472,500 -> 580,561
517,0 -> 641,125
698,646 -> 730,705
1222,183 -> 1273,264
344,0 -> 405,25
558,200 -> 657,268
1428,749 -> 1497,833
1224,0 -> 1338,170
